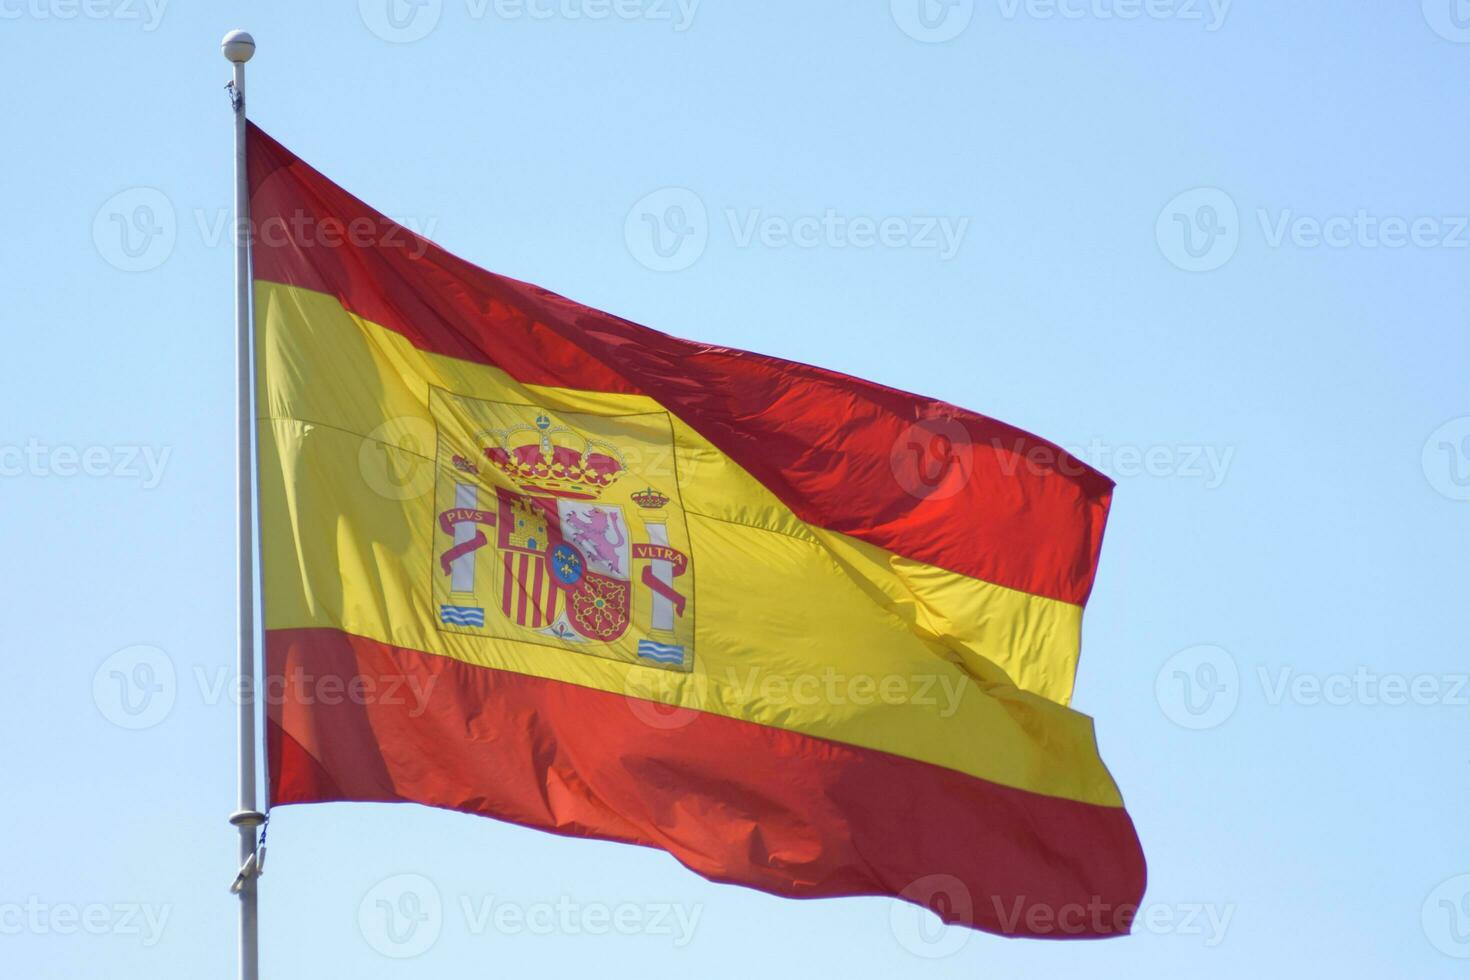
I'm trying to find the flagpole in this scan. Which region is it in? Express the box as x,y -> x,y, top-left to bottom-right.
222,28 -> 264,980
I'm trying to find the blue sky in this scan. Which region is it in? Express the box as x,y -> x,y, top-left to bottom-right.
2,1 -> 1468,976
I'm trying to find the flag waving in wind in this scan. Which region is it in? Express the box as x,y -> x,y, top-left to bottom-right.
248,123 -> 1145,939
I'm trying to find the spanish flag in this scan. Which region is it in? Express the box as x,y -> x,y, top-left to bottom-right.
250,123 -> 1144,938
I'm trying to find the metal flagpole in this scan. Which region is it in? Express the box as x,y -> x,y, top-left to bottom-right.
222,28 -> 265,980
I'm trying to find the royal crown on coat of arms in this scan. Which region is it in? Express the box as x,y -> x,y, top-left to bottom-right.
630,487 -> 669,509
483,414 -> 627,500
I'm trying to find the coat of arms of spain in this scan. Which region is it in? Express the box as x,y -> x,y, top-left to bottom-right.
430,389 -> 694,672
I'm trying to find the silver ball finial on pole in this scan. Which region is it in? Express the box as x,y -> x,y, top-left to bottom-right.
222,29 -> 255,64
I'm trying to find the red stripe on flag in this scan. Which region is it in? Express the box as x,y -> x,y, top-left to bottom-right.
265,627 -> 1146,939
501,553 -> 513,619
530,558 -> 545,628
515,555 -> 529,625
246,123 -> 1112,606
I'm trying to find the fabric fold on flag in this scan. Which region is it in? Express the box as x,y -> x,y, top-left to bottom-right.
248,121 -> 1145,939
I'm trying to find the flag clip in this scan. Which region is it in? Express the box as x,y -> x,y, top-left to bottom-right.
227,809 -> 269,894
229,852 -> 258,895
